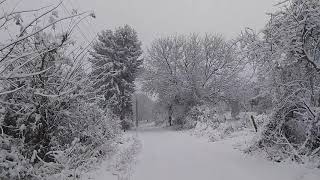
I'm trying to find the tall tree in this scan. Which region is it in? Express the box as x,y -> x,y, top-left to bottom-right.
142,34 -> 242,125
90,25 -> 143,120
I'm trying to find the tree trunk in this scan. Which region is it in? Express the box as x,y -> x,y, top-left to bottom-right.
230,100 -> 240,120
120,114 -> 124,121
120,88 -> 125,121
168,105 -> 173,126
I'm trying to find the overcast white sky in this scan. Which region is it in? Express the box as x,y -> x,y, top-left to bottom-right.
11,0 -> 279,48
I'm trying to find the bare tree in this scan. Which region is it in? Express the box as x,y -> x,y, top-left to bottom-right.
142,34 -> 244,125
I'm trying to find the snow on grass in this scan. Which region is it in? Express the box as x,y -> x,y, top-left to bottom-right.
81,133 -> 141,180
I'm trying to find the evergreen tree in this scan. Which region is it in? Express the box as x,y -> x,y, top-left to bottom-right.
90,25 -> 143,120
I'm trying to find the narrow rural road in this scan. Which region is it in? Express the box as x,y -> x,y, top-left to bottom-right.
131,126 -> 319,180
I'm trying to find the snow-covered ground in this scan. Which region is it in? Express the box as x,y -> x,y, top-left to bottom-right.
81,124 -> 320,180
81,133 -> 141,180
131,126 -> 320,180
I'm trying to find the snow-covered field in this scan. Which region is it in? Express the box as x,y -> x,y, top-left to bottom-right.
130,126 -> 320,180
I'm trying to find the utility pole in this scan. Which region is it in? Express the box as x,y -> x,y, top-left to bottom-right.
135,94 -> 139,128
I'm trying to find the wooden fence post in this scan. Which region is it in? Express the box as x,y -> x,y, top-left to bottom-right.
250,115 -> 258,132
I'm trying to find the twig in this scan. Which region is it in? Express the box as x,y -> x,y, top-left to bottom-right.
0,12 -> 87,52
0,125 -> 4,136
281,134 -> 305,163
0,66 -> 53,80
0,85 -> 26,95
311,146 -> 320,157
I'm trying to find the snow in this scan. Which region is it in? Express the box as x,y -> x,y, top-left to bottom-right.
80,124 -> 320,180
131,126 -> 320,180
81,133 -> 141,180
83,165 -> 117,180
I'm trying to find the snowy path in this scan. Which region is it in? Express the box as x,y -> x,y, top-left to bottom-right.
131,127 -> 320,180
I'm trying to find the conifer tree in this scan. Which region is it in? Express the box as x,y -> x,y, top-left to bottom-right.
90,25 -> 143,120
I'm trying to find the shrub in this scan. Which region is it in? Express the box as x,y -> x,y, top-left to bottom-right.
121,120 -> 134,131
249,101 -> 320,163
0,102 -> 121,179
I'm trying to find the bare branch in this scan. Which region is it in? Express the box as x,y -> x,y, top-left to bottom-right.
0,85 -> 25,95
34,88 -> 76,98
0,12 -> 87,52
0,5 -> 52,21
0,66 -> 52,80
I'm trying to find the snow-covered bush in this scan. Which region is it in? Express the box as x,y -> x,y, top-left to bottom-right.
191,118 -> 242,142
0,2 -> 122,179
249,99 -> 320,163
242,0 -> 320,165
120,119 -> 134,131
0,135 -> 34,179
250,93 -> 273,114
0,79 -> 122,179
188,105 -> 263,140
183,105 -> 219,129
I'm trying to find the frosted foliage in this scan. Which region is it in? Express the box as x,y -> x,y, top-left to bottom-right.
142,34 -> 244,126
237,0 -> 320,164
0,2 -> 121,179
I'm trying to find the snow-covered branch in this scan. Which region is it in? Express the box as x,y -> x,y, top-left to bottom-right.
0,66 -> 52,80
0,85 -> 25,95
